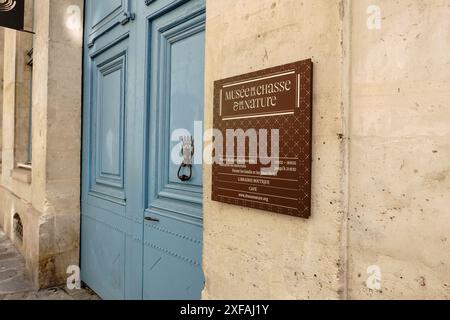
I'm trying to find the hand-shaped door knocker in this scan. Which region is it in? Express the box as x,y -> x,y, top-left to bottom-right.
177,136 -> 194,182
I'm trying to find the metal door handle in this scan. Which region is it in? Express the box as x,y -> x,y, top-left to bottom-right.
145,216 -> 160,222
177,136 -> 194,182
177,163 -> 192,182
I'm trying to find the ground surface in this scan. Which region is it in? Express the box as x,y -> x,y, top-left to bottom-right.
0,230 -> 99,300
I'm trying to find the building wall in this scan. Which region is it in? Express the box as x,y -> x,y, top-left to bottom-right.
203,0 -> 347,299
0,0 -> 36,281
348,0 -> 450,299
0,0 -> 83,288
203,0 -> 450,300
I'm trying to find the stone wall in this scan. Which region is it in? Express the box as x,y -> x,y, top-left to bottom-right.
0,0 -> 84,288
203,0 -> 347,299
202,0 -> 450,300
32,0 -> 84,287
347,0 -> 450,299
0,0 -> 35,283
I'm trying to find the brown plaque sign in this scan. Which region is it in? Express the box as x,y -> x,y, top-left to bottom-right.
212,59 -> 313,218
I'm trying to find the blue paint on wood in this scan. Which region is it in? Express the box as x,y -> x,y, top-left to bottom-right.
81,0 -> 205,300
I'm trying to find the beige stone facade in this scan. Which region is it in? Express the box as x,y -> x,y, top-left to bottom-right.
0,0 -> 83,288
202,0 -> 450,300
0,0 -> 449,299
348,0 -> 450,299
203,0 -> 347,300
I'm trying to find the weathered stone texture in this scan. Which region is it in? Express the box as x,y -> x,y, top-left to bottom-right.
203,0 -> 346,299
203,0 -> 450,300
0,0 -> 83,289
348,0 -> 450,299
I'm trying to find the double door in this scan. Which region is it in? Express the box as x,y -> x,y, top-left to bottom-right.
81,0 -> 205,300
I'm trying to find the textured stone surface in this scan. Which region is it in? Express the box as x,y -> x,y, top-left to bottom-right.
203,0 -> 346,299
203,0 -> 450,300
0,0 -> 84,289
347,0 -> 450,299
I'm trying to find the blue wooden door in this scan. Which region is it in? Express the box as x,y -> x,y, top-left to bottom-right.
81,0 -> 143,300
81,0 -> 205,300
136,0 -> 206,300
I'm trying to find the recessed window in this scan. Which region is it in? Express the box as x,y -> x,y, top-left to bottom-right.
15,2 -> 35,169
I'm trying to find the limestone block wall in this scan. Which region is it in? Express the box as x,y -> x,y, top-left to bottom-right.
0,0 -> 84,288
347,0 -> 450,299
203,0 -> 347,299
203,0 -> 450,300
0,0 -> 36,283
32,0 -> 84,286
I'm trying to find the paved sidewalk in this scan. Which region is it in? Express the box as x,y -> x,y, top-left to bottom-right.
0,230 -> 99,300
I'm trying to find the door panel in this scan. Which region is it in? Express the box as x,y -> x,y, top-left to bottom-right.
81,212 -> 126,299
90,0 -> 122,28
168,31 -> 205,187
89,40 -> 127,203
86,0 -> 134,46
81,0 -> 143,300
140,0 -> 206,300
143,214 -> 204,299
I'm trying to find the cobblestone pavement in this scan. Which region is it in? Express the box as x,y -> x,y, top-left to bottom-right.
0,230 -> 99,300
